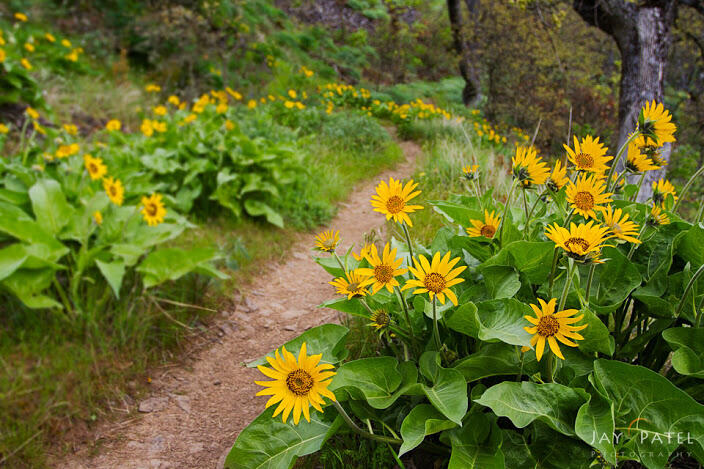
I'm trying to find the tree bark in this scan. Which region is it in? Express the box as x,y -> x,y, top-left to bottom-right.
447,0 -> 482,106
573,0 -> 677,201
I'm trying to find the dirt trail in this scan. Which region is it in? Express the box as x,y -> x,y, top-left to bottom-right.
55,140 -> 422,469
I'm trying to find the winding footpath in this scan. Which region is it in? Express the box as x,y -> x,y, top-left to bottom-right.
54,140 -> 421,469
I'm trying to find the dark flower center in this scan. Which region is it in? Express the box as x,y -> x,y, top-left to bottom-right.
424,272 -> 446,293
286,369 -> 314,396
537,315 -> 560,337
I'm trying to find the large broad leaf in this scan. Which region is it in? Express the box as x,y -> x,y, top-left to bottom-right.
444,413 -> 504,468
430,200 -> 483,225
589,246 -> 642,313
447,235 -> 494,263
446,299 -> 532,347
501,430 -> 537,469
136,247 -> 227,288
95,259 -> 126,299
419,352 -> 468,424
317,297 -> 368,317
0,244 -> 29,282
475,381 -> 587,436
328,357 -> 404,409
453,343 -> 539,382
578,307 -> 614,355
480,265 -> 521,299
662,327 -> 704,378
224,407 -> 342,469
593,359 -> 704,468
575,386 -> 617,465
399,404 -> 456,456
247,324 -> 349,367
28,179 -> 74,235
529,421 -> 595,469
1,268 -> 62,309
481,241 -> 555,284
0,202 -> 68,262
244,199 -> 284,228
677,223 -> 704,268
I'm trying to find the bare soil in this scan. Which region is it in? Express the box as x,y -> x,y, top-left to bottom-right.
53,140 -> 421,469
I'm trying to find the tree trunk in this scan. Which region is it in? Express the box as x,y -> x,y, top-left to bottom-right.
573,0 -> 677,201
447,0 -> 481,106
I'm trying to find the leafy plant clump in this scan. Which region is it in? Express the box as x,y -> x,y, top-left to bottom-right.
228,101 -> 704,469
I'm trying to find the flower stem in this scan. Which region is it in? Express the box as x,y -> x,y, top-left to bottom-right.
630,172 -> 646,202
332,252 -> 347,274
521,188 -> 529,238
395,286 -> 415,342
606,131 -> 640,193
547,249 -> 560,298
401,223 -> 415,266
675,264 -> 704,319
558,259 -> 575,312
545,353 -> 555,383
498,180 -> 517,247
472,179 -> 484,211
626,222 -> 648,260
523,190 -> 547,239
332,401 -> 402,445
432,296 -> 441,351
673,165 -> 704,214
584,264 -> 596,305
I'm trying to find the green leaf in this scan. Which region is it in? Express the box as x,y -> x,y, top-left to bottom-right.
136,247 -> 226,288
1,268 -> 61,309
399,404 -> 456,456
631,290 -> 674,318
419,352 -> 468,424
662,328 -> 704,378
244,199 -> 284,228
224,407 -> 341,469
446,299 -> 532,346
480,265 -> 521,299
453,343 -> 539,382
575,386 -> 617,464
247,324 -> 349,368
0,202 -> 68,262
588,246 -> 642,313
529,422 -> 595,469
475,381 -> 587,436
481,241 -> 555,284
593,359 -> 704,468
329,357 -> 403,409
95,259 -> 126,299
0,244 -> 29,282
430,199 -> 483,224
501,430 -> 537,469
28,179 -> 74,235
445,413 -> 504,468
317,297 -> 368,318
677,223 -> 704,268
578,307 -> 614,355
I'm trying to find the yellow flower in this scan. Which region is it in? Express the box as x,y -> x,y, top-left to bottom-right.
63,123 -> 78,135
247,99 -> 257,109
402,251 -> 466,306
0,123 -> 9,134
524,298 -> 586,361
33,121 -> 46,135
330,269 -> 370,299
21,58 -> 32,70
314,230 -> 340,253
602,206 -> 641,244
93,211 -> 103,225
0,49 -> 5,63
24,43 -> 35,53
466,210 -> 501,239
61,39 -> 72,48
352,242 -> 374,261
83,154 -> 107,180
369,309 -> 391,331
626,136 -> 660,173
14,12 -> 28,22
564,135 -> 612,174
462,164 -> 479,180
566,173 -> 612,220
512,146 -> 549,187
651,179 -> 677,207
167,95 -> 180,106
141,119 -> 154,137
181,114 -> 197,125
545,221 -> 611,263
288,89 -> 297,99
226,87 -> 242,100
25,107 -> 39,120
103,177 -> 124,206
546,160 -> 569,191
106,119 -> 121,131
357,243 -> 408,294
225,120 -> 236,131
145,84 -> 161,93
56,143 -> 80,158
255,343 -> 336,425
370,177 -> 423,226
141,193 -> 167,226
45,33 -> 56,43
284,100 -> 294,109
649,205 -> 670,226
216,102 -> 228,114
152,120 -> 167,133
640,100 -> 676,145
296,102 -> 305,110
153,105 -> 167,116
